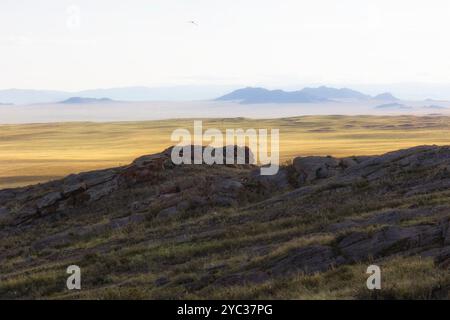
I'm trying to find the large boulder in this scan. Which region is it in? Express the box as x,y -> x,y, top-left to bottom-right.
293,156 -> 340,183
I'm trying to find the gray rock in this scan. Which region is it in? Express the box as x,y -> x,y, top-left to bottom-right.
32,215 -> 147,250
328,209 -> 437,233
154,277 -> 170,287
18,206 -> 38,218
176,200 -> 191,211
62,182 -> 87,196
205,263 -> 227,272
213,195 -> 238,207
214,270 -> 269,287
434,246 -> 450,269
188,195 -> 207,207
0,190 -> 16,205
15,190 -> 36,203
251,168 -> 290,189
245,271 -> 270,284
129,200 -> 152,212
338,225 -> 443,262
86,179 -> 118,202
32,231 -> 73,251
293,156 -> 340,183
157,206 -> 180,219
340,157 -> 358,168
216,179 -> 243,192
444,220 -> 450,246
36,191 -> 63,209
110,214 -> 145,229
340,145 -> 450,182
327,220 -> 359,232
81,170 -> 117,188
405,179 -> 450,197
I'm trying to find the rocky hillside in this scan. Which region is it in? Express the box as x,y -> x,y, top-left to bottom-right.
0,145 -> 449,299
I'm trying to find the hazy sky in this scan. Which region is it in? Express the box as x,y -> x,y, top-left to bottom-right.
2,0 -> 450,91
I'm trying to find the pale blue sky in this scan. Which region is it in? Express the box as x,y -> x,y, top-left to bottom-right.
1,0 -> 450,91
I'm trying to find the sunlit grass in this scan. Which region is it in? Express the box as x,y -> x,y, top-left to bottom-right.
1,115 -> 449,188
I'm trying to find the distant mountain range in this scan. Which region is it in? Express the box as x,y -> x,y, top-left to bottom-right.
423,104 -> 448,110
372,103 -> 449,111
0,86 -> 238,105
59,97 -> 115,104
0,85 -> 414,105
373,92 -> 399,101
216,86 -> 399,104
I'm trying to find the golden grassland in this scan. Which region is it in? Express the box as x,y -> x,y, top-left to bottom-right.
1,115 -> 450,189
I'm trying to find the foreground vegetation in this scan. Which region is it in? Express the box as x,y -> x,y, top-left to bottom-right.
0,144 -> 448,299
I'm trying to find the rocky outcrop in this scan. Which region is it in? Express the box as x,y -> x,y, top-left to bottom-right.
0,145 -> 258,226
291,145 -> 450,186
340,145 -> 450,182
1,144 -> 450,299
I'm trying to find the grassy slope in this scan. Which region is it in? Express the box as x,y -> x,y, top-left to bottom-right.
0,160 -> 448,299
1,115 -> 450,189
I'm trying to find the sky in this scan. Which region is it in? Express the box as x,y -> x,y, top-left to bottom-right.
1,0 -> 450,95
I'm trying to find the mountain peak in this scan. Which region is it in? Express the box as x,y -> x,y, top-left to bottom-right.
373,92 -> 399,101
216,86 -> 370,104
59,97 -> 115,104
